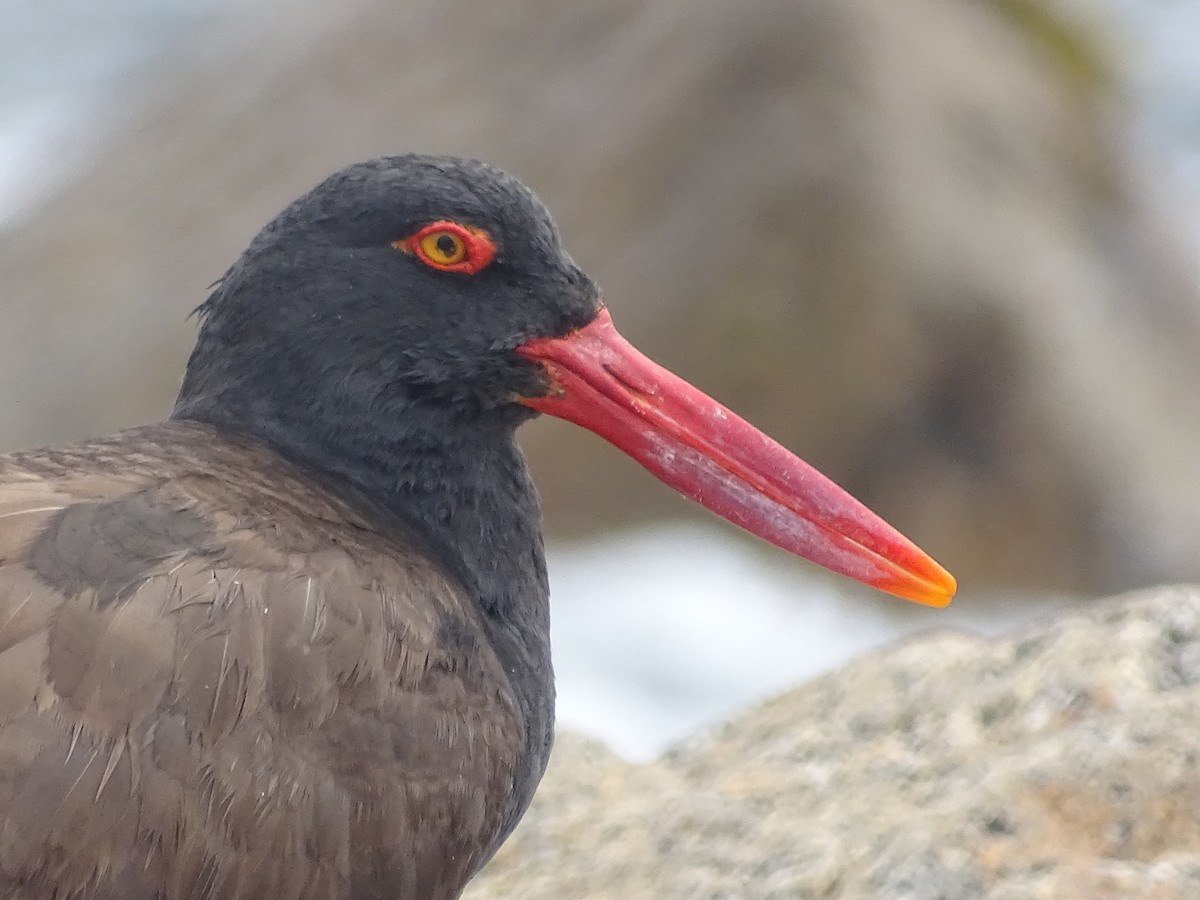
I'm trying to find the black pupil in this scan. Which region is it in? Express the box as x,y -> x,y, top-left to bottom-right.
435,234 -> 459,258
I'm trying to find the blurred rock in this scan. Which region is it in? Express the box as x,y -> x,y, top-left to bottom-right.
2,0 -> 1199,594
466,585 -> 1200,899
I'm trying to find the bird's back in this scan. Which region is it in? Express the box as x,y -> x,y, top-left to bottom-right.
0,421 -> 527,899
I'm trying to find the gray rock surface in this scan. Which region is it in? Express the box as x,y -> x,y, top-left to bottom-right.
467,586 -> 1200,899
2,0 -> 1199,596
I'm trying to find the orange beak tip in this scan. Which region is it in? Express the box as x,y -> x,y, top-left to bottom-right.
917,587 -> 955,609
899,565 -> 957,608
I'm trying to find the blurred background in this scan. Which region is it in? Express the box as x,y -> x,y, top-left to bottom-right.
1,0 -> 1199,759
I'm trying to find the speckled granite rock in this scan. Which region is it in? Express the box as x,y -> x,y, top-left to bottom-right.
465,586 -> 1200,898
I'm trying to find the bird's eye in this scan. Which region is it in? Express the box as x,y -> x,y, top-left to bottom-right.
422,230 -> 466,265
393,221 -> 496,275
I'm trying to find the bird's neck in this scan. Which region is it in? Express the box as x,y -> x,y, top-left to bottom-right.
172,387 -> 550,627
172,386 -> 556,840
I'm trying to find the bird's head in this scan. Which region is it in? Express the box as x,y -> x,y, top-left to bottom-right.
176,154 -> 956,607
181,155 -> 600,415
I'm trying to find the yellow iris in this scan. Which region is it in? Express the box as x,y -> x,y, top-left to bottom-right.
418,230 -> 468,266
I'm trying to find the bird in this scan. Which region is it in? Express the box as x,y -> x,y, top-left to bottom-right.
0,154 -> 955,899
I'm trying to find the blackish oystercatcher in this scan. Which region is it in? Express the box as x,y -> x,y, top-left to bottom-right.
0,155 -> 954,899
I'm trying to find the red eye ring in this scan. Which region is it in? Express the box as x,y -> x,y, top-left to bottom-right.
393,221 -> 497,275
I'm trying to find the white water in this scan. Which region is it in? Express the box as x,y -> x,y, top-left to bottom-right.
548,523 -> 1076,759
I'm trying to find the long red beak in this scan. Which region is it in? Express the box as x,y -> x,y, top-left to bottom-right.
516,307 -> 956,607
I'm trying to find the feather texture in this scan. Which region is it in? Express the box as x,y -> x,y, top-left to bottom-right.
0,422 -> 527,900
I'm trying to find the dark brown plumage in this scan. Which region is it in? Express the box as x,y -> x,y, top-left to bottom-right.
0,154 -> 953,899
0,423 -> 531,899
